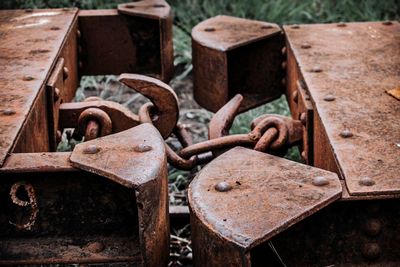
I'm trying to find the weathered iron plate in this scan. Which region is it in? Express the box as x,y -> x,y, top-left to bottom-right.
0,9 -> 78,166
70,123 -> 165,188
192,15 -> 281,51
0,169 -> 141,265
192,15 -> 284,112
189,147 -> 341,249
284,22 -> 400,196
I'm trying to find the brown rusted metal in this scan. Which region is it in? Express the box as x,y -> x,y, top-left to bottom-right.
189,147 -> 341,266
0,124 -> 169,266
173,123 -> 194,148
253,127 -> 279,152
84,120 -> 100,141
180,134 -> 255,159
78,0 -> 173,82
76,107 -> 112,140
284,21 -> 400,196
192,15 -> 285,112
165,144 -> 198,171
209,94 -> 243,140
251,114 -> 303,149
119,73 -> 179,139
46,58 -> 66,150
0,8 -> 79,165
59,100 -> 140,134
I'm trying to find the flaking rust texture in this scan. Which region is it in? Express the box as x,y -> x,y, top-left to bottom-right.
284,22 -> 400,196
189,147 -> 341,250
70,123 -> 166,188
0,9 -> 78,166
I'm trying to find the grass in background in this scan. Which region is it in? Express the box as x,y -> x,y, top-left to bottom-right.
2,0 -> 398,170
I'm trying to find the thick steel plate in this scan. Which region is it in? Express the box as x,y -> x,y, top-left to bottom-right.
189,147 -> 341,249
192,15 -> 281,52
70,123 -> 165,188
284,22 -> 400,196
0,9 -> 78,166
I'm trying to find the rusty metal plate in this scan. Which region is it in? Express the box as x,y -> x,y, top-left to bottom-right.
189,147 -> 341,251
78,2 -> 173,82
0,9 -> 78,166
0,124 -> 169,266
70,123 -> 170,267
192,15 -> 281,52
70,123 -> 165,188
284,22 -> 400,196
118,0 -> 171,20
192,15 -> 284,112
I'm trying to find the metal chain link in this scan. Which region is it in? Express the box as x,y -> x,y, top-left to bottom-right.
138,102 -> 289,170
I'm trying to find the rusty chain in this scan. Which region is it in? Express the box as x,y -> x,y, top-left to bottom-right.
138,97 -> 300,170
63,74 -> 302,170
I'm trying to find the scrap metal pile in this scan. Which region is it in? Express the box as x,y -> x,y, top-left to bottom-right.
0,0 -> 399,266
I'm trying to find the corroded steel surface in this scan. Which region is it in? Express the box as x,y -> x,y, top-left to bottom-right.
1,124 -> 169,266
119,74 -> 179,138
189,147 -> 341,250
79,1 -> 174,82
70,123 -> 165,188
59,100 -> 140,133
192,15 -> 284,112
118,0 -> 171,19
192,15 -> 281,52
0,9 -> 77,166
284,22 -> 400,196
209,94 -> 243,140
0,152 -> 74,173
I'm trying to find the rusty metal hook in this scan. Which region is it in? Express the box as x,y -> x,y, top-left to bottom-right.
119,74 -> 179,139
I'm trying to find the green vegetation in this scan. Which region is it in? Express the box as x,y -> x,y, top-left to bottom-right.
2,0 -> 398,162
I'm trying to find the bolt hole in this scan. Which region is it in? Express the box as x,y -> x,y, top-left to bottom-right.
153,4 -> 165,8
204,27 -> 216,32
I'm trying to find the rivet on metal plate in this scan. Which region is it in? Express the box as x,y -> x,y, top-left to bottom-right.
292,90 -> 298,103
204,27 -> 216,32
2,108 -> 16,116
300,113 -> 307,125
86,241 -> 105,253
312,176 -> 329,186
22,75 -> 34,81
83,144 -> 100,154
63,66 -> 69,80
323,94 -> 336,101
364,219 -> 381,236
261,25 -> 273,29
301,43 -> 311,49
54,87 -> 61,101
359,177 -> 375,186
309,66 -> 323,73
215,181 -> 232,192
339,129 -> 353,138
134,143 -> 153,153
362,242 -> 381,260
